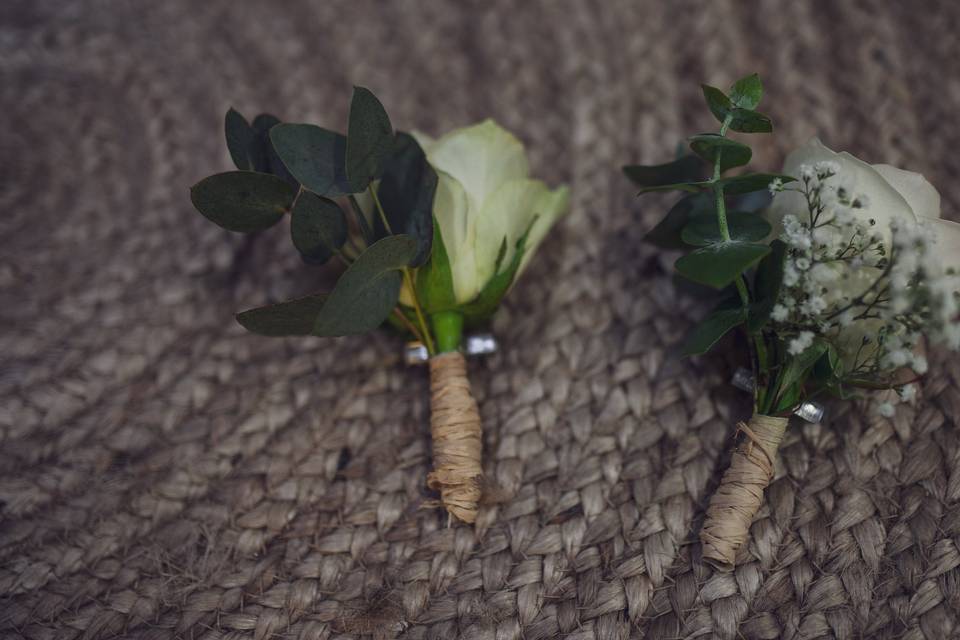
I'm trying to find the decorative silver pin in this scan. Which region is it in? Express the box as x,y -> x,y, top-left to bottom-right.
404,333 -> 499,365
731,367 -> 825,423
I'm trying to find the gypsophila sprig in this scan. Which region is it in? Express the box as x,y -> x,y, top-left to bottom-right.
623,73 -> 960,571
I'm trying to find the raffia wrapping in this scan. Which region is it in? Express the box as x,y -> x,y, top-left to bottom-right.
701,414 -> 789,571
427,352 -> 483,523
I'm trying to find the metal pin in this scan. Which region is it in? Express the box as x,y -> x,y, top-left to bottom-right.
731,367 -> 825,423
404,333 -> 499,365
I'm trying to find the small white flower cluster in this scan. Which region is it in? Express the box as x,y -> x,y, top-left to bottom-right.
766,167 -> 959,410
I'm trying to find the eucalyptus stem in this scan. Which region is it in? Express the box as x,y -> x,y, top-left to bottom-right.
368,184 -> 436,355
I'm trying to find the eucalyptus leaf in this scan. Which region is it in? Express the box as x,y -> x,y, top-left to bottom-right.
682,306 -> 745,356
701,84 -> 731,124
729,108 -> 773,134
689,134 -> 752,172
622,155 -> 706,189
270,123 -> 351,197
225,108 -> 255,171
375,132 -> 437,266
644,193 -> 712,249
346,86 -> 394,193
290,191 -> 347,265
675,241 -> 770,289
313,234 -> 417,336
416,222 -> 457,313
251,113 -> 282,175
729,73 -> 762,110
190,171 -> 294,233
236,293 -> 329,336
680,210 -> 771,246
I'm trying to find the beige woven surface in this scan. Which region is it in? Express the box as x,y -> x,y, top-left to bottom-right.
3,1 -> 960,638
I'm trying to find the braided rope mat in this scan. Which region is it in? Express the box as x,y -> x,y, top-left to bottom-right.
3,1 -> 960,638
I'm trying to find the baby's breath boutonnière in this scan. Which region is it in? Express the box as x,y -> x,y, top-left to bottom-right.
191,88 -> 568,523
624,74 -> 960,569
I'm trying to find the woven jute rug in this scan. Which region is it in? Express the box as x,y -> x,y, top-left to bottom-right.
3,1 -> 960,638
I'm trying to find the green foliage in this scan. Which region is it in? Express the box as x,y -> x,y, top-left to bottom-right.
374,133 -> 437,266
225,108 -> 256,171
290,191 -> 347,265
313,235 -> 418,337
236,294 -> 329,336
701,77 -> 773,134
346,86 -> 394,193
416,223 -> 457,313
689,134 -> 751,173
680,210 -> 771,246
682,306 -> 745,356
675,242 -> 771,289
635,173 -> 793,196
194,88 -> 441,346
622,155 -> 706,189
774,339 -> 829,410
729,73 -> 762,110
644,194 -> 713,249
190,171 -> 294,232
270,124 -> 351,197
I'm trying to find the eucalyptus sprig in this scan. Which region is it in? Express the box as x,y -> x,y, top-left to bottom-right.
625,73 -> 960,570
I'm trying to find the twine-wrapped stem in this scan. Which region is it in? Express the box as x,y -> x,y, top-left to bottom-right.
701,414 -> 789,570
427,351 -> 482,522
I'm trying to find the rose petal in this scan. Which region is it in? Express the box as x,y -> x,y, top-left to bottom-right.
873,163 -> 941,221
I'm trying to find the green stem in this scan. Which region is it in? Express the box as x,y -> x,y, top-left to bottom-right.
432,311 -> 464,354
368,184 -> 436,355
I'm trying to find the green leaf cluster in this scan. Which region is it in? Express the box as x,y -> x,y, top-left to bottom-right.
624,73 -> 848,416
190,87 -> 436,339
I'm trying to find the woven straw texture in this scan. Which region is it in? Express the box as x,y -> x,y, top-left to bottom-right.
3,1 -> 960,638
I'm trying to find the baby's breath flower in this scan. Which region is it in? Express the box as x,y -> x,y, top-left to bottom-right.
768,177 -> 784,195
877,402 -> 896,418
898,384 -> 917,402
788,331 -> 815,355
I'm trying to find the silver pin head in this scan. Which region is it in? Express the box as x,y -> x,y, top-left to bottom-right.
731,367 -> 825,423
404,333 -> 499,365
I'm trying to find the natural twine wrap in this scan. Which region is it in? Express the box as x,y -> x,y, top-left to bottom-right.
701,414 -> 789,570
427,351 -> 483,523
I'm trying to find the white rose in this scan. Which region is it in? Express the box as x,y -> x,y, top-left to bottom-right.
410,120 -> 569,305
766,138 -> 960,367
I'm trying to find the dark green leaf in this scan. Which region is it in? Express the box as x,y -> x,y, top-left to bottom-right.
622,155 -> 706,189
190,171 -> 294,233
313,235 -> 417,336
778,338 -> 829,401
748,239 -> 786,332
675,241 -> 770,289
644,193 -> 712,249
728,108 -> 773,134
813,342 -> 842,382
462,221 -> 535,324
718,173 -> 794,195
416,222 -> 457,313
680,210 -> 772,246
689,134 -> 752,172
236,293 -> 329,336
225,108 -> 255,171
375,132 -> 437,266
682,307 -> 745,356
346,86 -> 394,193
251,113 -> 282,173
729,73 -> 762,110
270,123 -> 351,197
290,191 -> 347,265
702,84 -> 731,124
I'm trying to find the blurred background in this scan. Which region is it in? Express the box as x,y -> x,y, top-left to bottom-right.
3,1 -> 960,638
